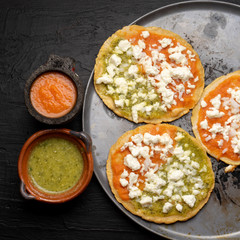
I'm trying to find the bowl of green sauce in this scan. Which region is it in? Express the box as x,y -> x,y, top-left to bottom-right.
18,129 -> 93,203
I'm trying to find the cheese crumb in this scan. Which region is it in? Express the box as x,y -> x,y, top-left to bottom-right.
182,195 -> 196,208
200,119 -> 208,130
163,202 -> 173,213
139,195 -> 152,207
121,169 -> 129,178
124,154 -> 141,171
128,186 -> 142,199
141,31 -> 150,38
176,203 -> 183,212
96,74 -> 113,84
120,178 -> 128,187
118,39 -> 131,52
109,54 -> 122,66
206,109 -> 225,119
201,100 -> 207,108
158,38 -> 172,48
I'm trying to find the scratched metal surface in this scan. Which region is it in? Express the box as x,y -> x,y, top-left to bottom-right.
83,1 -> 240,239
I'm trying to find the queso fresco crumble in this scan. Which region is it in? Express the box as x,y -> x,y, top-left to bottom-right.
96,29 -> 200,123
115,130 -> 213,215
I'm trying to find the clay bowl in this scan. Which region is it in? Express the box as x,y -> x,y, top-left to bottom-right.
18,129 -> 93,203
24,55 -> 84,125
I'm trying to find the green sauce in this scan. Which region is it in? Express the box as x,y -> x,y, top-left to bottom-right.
131,131 -> 214,217
28,138 -> 84,194
99,39 -> 166,120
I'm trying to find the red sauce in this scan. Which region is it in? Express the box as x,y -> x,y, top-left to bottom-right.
123,25 -> 202,110
111,125 -> 177,201
30,72 -> 77,118
197,75 -> 240,161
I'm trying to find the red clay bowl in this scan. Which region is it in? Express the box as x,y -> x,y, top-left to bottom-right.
18,129 -> 93,203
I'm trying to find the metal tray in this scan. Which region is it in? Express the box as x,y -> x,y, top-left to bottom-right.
82,1 -> 240,239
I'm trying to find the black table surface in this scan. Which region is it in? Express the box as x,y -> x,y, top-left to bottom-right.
1,0 -> 240,239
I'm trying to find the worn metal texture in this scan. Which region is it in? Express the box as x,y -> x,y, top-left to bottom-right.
83,1 -> 240,239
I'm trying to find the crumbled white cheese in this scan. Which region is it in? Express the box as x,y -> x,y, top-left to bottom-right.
153,195 -> 165,202
132,45 -> 143,59
118,39 -> 131,52
187,50 -> 196,60
139,146 -> 150,159
169,52 -> 187,65
120,178 -> 128,187
182,195 -> 196,208
114,77 -> 128,95
201,100 -> 207,108
129,145 -> 141,157
106,64 -> 116,77
131,133 -> 143,146
175,132 -> 184,141
176,203 -> 183,212
131,102 -> 146,123
138,39 -> 146,49
114,99 -> 125,108
194,76 -> 199,82
168,169 -> 184,182
147,90 -> 158,101
136,76 -> 146,84
171,66 -> 193,82
141,31 -> 150,38
144,169 -> 166,194
210,94 -> 222,110
128,186 -> 142,199
109,54 -> 122,66
143,133 -> 160,145
144,63 -> 159,76
217,139 -> 224,148
128,172 -> 138,186
121,169 -> 129,178
205,135 -> 212,142
200,119 -> 208,130
222,148 -> 228,154
228,88 -> 240,104
231,131 -> 240,154
209,123 -> 223,139
96,74 -> 113,84
158,38 -> 172,48
187,81 -> 196,89
151,50 -> 159,63
139,195 -> 152,207
176,84 -> 185,100
168,44 -> 186,54
124,154 -> 141,171
192,189 -> 200,195
128,65 -> 138,76
191,161 -> 200,169
163,185 -> 173,197
206,109 -> 225,119
163,202 -> 173,213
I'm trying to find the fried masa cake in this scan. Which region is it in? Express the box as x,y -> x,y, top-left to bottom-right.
94,25 -> 204,123
192,70 -> 240,170
106,124 -> 214,224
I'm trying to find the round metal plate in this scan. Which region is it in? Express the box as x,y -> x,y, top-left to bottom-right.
82,1 -> 240,239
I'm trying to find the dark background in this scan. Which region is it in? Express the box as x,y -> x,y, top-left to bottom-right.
1,0 -> 240,239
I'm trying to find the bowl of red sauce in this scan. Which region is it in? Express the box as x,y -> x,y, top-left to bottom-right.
18,129 -> 93,203
25,55 -> 84,124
